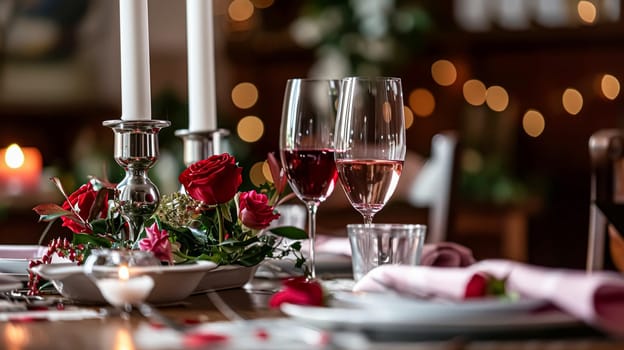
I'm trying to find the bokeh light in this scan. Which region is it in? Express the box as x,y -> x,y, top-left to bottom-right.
404,106 -> 414,129
463,79 -> 487,106
382,102 -> 393,123
231,82 -> 259,109
562,88 -> 583,115
262,160 -> 273,183
461,148 -> 483,173
431,59 -> 457,86
249,161 -> 267,187
601,74 -> 620,100
252,0 -> 274,8
408,88 -> 435,117
228,0 -> 255,22
578,0 -> 597,24
237,116 -> 264,142
485,85 -> 509,112
522,109 -> 545,137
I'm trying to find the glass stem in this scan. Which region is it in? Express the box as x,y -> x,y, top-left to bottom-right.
363,215 -> 374,226
306,201 -> 319,279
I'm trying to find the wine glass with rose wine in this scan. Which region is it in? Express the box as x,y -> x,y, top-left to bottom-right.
334,77 -> 406,225
279,78 -> 340,279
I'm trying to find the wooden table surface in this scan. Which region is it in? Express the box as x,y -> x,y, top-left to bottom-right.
0,281 -> 623,350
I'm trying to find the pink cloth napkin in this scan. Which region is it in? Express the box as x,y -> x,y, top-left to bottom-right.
353,259 -> 624,336
311,236 -> 476,268
420,242 -> 475,267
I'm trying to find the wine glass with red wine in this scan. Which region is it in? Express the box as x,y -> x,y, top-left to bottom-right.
279,78 -> 341,279
334,77 -> 406,225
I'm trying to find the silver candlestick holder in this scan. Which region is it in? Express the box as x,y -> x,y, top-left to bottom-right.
103,119 -> 171,242
174,129 -> 230,166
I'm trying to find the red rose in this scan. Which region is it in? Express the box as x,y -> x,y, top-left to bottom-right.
61,182 -> 108,233
179,154 -> 243,205
269,277 -> 324,308
238,191 -> 280,230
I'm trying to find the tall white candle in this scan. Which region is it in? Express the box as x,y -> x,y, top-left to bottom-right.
187,0 -> 218,131
119,0 -> 152,121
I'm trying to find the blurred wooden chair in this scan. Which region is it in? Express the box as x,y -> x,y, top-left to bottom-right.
587,129 -> 624,272
404,131 -> 460,243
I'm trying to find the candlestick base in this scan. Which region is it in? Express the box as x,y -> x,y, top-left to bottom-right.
175,129 -> 230,166
103,119 -> 171,242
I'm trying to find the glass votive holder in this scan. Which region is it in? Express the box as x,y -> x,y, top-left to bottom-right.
347,224 -> 427,281
83,249 -> 160,311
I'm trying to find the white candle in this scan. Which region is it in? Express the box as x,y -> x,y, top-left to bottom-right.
119,0 -> 152,121
186,0 -> 218,131
96,275 -> 154,307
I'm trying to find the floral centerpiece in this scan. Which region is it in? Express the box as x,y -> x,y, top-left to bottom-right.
28,153 -> 307,295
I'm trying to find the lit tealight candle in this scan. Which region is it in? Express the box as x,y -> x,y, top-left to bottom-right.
0,143 -> 43,196
95,265 -> 154,308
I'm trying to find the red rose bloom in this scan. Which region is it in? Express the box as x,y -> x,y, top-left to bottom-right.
269,277 -> 324,308
61,182 -> 108,234
179,154 -> 243,205
238,191 -> 280,230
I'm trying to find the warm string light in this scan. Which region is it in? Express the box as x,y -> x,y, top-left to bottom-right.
562,88 -> 583,115
417,58 -> 622,139
237,116 -> 264,143
228,0 -> 255,22
577,0 -> 597,24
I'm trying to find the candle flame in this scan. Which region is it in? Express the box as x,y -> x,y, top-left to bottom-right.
5,144 -> 25,169
118,265 -> 130,281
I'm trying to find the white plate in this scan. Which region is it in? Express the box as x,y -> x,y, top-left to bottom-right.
193,265 -> 257,293
0,245 -> 48,280
281,302 -> 581,337
333,292 -> 550,319
31,261 -> 217,304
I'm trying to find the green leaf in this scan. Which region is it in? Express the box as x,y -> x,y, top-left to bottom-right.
72,233 -> 113,248
267,226 -> 308,240
89,219 -> 108,234
219,202 -> 233,223
32,204 -> 74,222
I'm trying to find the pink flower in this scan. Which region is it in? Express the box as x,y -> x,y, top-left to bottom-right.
238,191 -> 280,230
139,223 -> 173,264
269,277 -> 325,308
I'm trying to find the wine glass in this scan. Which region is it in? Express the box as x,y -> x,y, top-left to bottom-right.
334,76 -> 406,225
279,78 -> 341,279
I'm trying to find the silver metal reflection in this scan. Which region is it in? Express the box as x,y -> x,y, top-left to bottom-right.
174,129 -> 229,166
103,119 -> 170,242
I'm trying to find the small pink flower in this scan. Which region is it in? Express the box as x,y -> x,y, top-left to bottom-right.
139,223 -> 173,264
238,191 -> 280,230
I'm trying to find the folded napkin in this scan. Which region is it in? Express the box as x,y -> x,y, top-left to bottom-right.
354,259 -> 624,336
311,236 -> 476,268
420,242 -> 476,267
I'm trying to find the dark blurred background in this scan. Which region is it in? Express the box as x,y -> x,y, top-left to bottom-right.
1,0 -> 622,269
